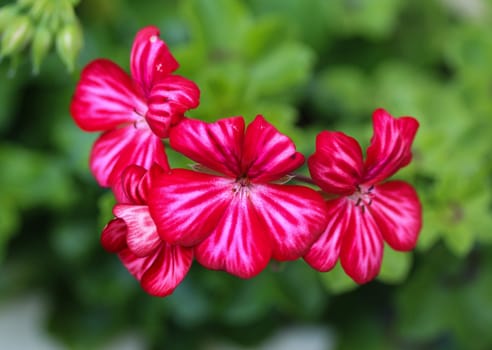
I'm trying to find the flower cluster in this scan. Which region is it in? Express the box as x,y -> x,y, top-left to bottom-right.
71,26 -> 422,297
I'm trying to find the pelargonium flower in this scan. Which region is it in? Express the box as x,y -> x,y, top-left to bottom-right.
148,115 -> 328,278
70,26 -> 200,187
304,109 -> 422,284
101,163 -> 193,297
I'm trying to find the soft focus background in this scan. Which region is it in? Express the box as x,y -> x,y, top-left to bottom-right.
1,0 -> 492,349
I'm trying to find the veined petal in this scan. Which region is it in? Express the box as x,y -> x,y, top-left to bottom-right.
251,183 -> 328,261
130,26 -> 179,97
194,196 -> 272,278
370,181 -> 422,251
304,198 -> 350,272
70,59 -> 144,131
119,245 -> 193,297
169,117 -> 244,177
113,165 -> 147,204
90,126 -> 168,188
140,244 -> 193,297
242,115 -> 304,183
148,169 -> 233,246
146,75 -> 201,138
308,131 -> 364,196
363,109 -> 419,184
100,218 -> 127,253
114,163 -> 168,204
113,205 -> 161,257
339,203 -> 384,284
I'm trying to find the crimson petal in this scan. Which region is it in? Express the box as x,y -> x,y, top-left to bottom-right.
339,203 -> 384,284
118,247 -> 156,281
146,75 -> 200,138
169,117 -> 245,177
252,183 -> 328,261
90,126 -> 168,187
113,205 -> 161,257
370,181 -> 422,251
148,169 -> 233,246
242,115 -> 304,183
70,59 -> 145,131
140,244 -> 193,297
194,196 -> 272,278
100,218 -> 127,253
362,109 -> 419,184
130,26 -> 179,97
303,198 -> 350,272
308,131 -> 364,196
113,165 -> 147,204
119,245 -> 193,297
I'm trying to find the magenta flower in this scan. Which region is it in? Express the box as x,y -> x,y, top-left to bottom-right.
304,109 -> 422,284
101,163 -> 193,297
70,26 -> 200,187
148,116 -> 328,278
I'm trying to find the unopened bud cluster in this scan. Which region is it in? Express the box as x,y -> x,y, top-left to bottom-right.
0,0 -> 82,74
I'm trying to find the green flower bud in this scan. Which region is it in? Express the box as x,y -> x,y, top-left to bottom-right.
27,0 -> 49,22
55,20 -> 83,72
31,26 -> 52,74
0,5 -> 19,33
0,15 -> 33,58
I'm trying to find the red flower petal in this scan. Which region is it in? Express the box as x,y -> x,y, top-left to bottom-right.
100,218 -> 127,253
339,203 -> 384,284
251,183 -> 328,261
90,126 -> 168,188
113,164 -> 168,204
363,109 -> 419,184
169,117 -> 245,177
146,75 -> 201,138
308,131 -> 364,196
112,165 -> 147,204
303,198 -> 349,272
148,169 -> 233,246
194,196 -> 272,278
70,59 -> 144,132
130,26 -> 179,97
118,248 -> 155,281
140,244 -> 193,297
113,205 -> 161,257
242,115 -> 304,183
118,244 -> 193,297
370,181 -> 422,251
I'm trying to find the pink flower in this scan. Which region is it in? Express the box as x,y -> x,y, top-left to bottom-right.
101,163 -> 193,297
70,26 -> 200,187
304,109 -> 422,284
148,116 -> 328,278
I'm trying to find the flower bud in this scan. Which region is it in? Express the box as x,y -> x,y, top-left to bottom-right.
27,0 -> 49,22
31,26 -> 52,74
55,21 -> 83,72
0,5 -> 19,33
0,15 -> 33,58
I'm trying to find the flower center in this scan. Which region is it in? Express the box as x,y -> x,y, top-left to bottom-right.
232,176 -> 252,198
132,106 -> 149,129
349,184 -> 375,211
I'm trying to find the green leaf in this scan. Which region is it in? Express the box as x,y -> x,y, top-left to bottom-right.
377,247 -> 413,284
181,0 -> 251,52
319,262 -> 358,294
248,42 -> 314,98
0,144 -> 75,209
0,199 -> 19,263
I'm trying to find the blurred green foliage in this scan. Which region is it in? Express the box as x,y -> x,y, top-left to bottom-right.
1,0 -> 492,349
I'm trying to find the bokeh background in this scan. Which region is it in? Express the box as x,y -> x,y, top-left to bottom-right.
1,0 -> 492,349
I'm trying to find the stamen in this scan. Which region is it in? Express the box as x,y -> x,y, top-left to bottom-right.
349,184 -> 375,211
